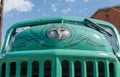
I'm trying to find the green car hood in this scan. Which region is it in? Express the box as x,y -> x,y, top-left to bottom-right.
9,23 -> 112,52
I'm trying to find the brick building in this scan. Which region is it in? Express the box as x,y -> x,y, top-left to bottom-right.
91,5 -> 120,31
0,0 -> 3,47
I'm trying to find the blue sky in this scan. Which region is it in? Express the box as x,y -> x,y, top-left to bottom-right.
2,0 -> 120,41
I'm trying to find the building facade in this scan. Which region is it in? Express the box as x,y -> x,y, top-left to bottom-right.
0,0 -> 3,47
91,6 -> 120,31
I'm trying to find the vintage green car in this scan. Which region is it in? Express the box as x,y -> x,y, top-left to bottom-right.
0,16 -> 120,77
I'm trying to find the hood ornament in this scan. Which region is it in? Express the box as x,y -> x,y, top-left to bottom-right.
47,27 -> 70,40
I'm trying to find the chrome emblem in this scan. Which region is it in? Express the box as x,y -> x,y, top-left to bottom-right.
47,27 -> 70,40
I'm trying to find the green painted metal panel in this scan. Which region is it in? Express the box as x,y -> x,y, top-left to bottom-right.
27,60 -> 32,77
105,60 -> 110,77
6,62 -> 10,77
16,61 -> 21,77
82,61 -> 86,77
56,57 -> 62,77
69,59 -> 74,77
40,60 -> 44,77
7,23 -> 112,52
93,61 -> 98,77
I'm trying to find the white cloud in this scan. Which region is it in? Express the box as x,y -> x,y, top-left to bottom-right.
58,0 -> 61,2
62,7 -> 71,14
51,3 -> 58,12
83,7 -> 88,11
83,0 -> 89,3
42,13 -> 49,16
4,0 -> 34,13
65,0 -> 75,2
37,9 -> 41,12
79,10 -> 83,13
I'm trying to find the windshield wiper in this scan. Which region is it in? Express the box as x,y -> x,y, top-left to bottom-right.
84,18 -> 112,36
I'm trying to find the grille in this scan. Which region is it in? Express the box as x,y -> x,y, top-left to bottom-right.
0,57 -> 115,77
